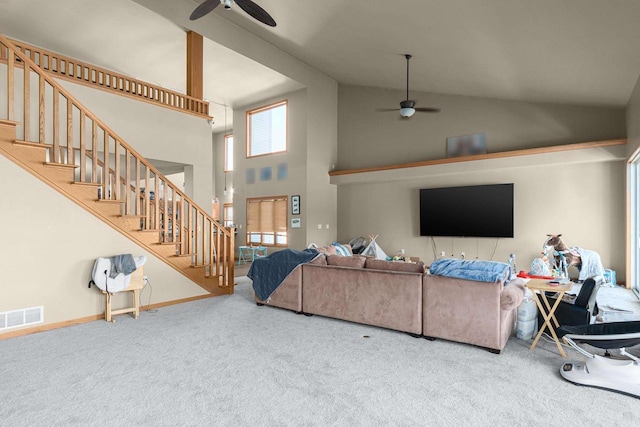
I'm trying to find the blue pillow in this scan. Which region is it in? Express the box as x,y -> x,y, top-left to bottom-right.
331,242 -> 352,257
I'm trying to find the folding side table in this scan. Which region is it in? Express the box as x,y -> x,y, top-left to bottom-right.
525,279 -> 573,358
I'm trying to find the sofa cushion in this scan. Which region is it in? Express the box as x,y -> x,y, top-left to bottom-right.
365,258 -> 425,273
326,254 -> 366,268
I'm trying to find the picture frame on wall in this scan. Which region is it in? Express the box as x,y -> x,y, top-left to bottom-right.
446,132 -> 487,158
291,195 -> 300,215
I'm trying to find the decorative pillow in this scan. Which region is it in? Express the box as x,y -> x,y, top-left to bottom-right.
331,242 -> 353,256
315,245 -> 337,256
308,254 -> 328,266
326,254 -> 366,268
365,258 -> 425,273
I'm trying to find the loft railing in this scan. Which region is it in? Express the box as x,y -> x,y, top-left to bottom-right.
0,34 -> 233,288
0,37 -> 210,119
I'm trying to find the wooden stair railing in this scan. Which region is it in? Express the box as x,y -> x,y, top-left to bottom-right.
0,37 -> 210,119
0,34 -> 234,291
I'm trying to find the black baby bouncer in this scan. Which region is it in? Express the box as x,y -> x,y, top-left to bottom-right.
558,321 -> 640,398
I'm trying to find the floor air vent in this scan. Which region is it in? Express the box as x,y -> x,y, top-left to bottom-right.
0,306 -> 44,331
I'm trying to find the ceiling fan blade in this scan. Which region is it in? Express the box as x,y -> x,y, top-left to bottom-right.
190,0 -> 220,20
415,107 -> 441,113
375,108 -> 400,112
234,0 -> 277,26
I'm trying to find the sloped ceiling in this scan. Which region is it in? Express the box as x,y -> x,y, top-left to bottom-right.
2,0 -> 640,131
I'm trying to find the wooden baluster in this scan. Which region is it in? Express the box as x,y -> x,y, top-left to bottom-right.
125,150 -> 131,215
79,111 -> 86,182
66,97 -> 73,164
7,50 -> 14,121
52,87 -> 59,163
172,190 -> 178,244
38,75 -> 45,143
114,140 -> 121,201
215,222 -> 222,276
187,203 -> 193,261
162,180 -> 169,242
23,63 -> 30,141
196,212 -> 202,263
154,172 -> 160,232
228,233 -> 235,286
208,220 -> 215,277
135,158 -> 141,217
180,197 -> 186,255
91,121 -> 97,184
102,130 -> 108,199
144,166 -> 150,229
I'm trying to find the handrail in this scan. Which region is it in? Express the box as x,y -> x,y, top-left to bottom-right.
0,37 -> 211,119
0,34 -> 233,288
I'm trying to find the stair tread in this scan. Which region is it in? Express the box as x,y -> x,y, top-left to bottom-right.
158,241 -> 182,245
96,199 -> 125,204
173,253 -> 196,258
0,119 -> 20,126
138,228 -> 161,233
13,139 -> 48,149
73,181 -> 102,187
45,162 -> 78,169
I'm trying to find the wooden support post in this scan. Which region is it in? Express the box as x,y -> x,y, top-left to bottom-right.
186,31 -> 203,100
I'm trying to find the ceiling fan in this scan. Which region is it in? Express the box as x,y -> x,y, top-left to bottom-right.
190,0 -> 277,27
379,54 -> 440,118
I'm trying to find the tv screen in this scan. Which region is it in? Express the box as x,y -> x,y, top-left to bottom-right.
420,183 -> 514,238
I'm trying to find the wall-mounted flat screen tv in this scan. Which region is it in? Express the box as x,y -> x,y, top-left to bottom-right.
420,183 -> 514,238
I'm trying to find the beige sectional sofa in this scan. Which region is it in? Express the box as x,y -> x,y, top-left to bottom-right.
254,254 -> 523,353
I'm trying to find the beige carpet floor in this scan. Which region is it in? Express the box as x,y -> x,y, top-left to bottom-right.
1,277 -> 639,426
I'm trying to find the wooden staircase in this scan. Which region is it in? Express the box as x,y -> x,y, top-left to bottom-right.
0,34 -> 234,295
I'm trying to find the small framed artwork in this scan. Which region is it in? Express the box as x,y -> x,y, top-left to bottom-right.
291,218 -> 301,228
446,132 -> 487,158
291,195 -> 300,215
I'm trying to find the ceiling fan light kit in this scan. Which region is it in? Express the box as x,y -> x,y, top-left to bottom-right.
190,0 -> 277,27
399,108 -> 415,118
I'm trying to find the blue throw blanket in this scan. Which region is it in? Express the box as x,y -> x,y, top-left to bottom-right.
429,258 -> 510,283
248,248 -> 320,301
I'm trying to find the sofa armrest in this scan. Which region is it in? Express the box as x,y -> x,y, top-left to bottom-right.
423,275 -> 513,351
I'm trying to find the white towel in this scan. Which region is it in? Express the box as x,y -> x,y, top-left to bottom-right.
576,248 -> 605,281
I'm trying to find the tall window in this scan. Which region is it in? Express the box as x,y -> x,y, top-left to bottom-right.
247,101 -> 287,158
246,196 -> 288,247
223,203 -> 234,228
224,135 -> 234,172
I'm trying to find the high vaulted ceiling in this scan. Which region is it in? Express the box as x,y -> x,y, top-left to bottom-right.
2,0 -> 640,132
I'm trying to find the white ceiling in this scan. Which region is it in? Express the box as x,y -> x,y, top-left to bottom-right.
2,0 -> 640,132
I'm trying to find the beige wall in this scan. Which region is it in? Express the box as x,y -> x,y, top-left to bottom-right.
627,74 -> 640,157
233,89 -> 310,250
336,84 -> 627,280
338,84 -> 626,170
214,86 -> 338,252
0,155 -> 207,326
